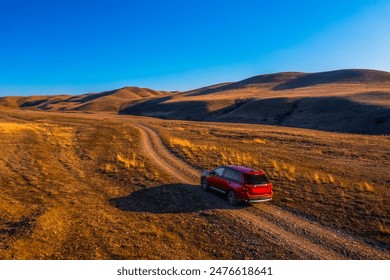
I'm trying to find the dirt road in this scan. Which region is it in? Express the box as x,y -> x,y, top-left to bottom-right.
130,122 -> 390,260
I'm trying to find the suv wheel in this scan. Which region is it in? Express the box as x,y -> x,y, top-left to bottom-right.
201,178 -> 209,191
227,190 -> 238,206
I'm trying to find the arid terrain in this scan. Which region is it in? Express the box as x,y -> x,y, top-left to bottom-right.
0,69 -> 389,259
2,69 -> 389,135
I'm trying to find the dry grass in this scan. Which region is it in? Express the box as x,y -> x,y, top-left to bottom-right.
0,110 -> 389,259
271,160 -> 280,171
242,137 -> 267,144
1,111 -> 298,260
310,172 -> 338,184
0,121 -> 74,148
220,150 -> 258,166
357,181 -> 375,192
104,163 -> 118,173
168,136 -> 257,166
155,120 -> 390,246
169,137 -> 217,151
0,122 -> 40,133
378,223 -> 390,235
0,116 -> 170,259
253,138 -> 267,144
116,153 -> 145,169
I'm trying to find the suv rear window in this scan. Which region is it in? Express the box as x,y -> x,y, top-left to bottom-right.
245,174 -> 268,185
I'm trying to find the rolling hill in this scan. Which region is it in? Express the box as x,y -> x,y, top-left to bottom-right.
0,87 -> 170,112
120,69 -> 390,134
1,69 -> 390,134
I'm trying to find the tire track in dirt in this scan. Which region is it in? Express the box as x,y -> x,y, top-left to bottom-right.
131,123 -> 199,183
250,204 -> 390,259
130,122 -> 390,259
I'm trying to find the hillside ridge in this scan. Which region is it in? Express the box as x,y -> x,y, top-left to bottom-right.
1,69 -> 390,134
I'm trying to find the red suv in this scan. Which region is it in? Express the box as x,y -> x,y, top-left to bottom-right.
201,165 -> 272,205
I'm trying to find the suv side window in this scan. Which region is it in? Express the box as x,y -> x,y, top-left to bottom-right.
223,168 -> 243,183
214,167 -> 225,176
232,171 -> 243,183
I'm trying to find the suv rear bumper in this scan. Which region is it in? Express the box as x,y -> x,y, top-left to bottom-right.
236,191 -> 272,202
246,197 -> 272,203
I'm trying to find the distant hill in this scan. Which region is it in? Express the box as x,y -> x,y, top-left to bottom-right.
272,69 -> 390,90
182,69 -> 390,96
0,87 -> 170,113
1,69 -> 390,134
183,72 -> 304,96
120,69 -> 390,135
0,96 -> 22,109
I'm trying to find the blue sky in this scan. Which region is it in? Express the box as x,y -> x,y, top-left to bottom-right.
0,0 -> 389,96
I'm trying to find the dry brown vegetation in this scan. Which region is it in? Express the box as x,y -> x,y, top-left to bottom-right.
154,120 -> 390,246
0,112 -> 166,259
0,108 -> 389,259
0,110 -> 303,259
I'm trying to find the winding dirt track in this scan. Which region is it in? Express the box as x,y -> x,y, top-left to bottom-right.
130,122 -> 390,260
